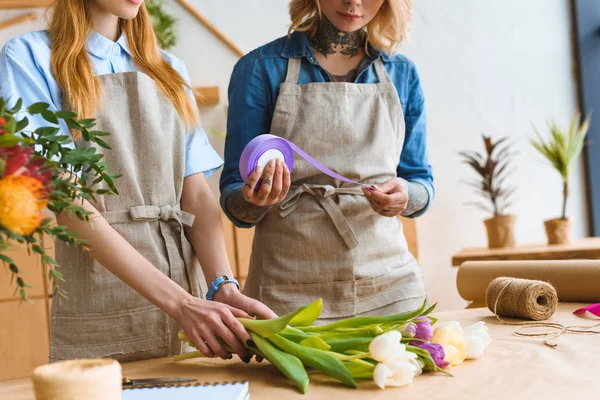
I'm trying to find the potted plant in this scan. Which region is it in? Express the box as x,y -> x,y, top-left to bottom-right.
0,97 -> 119,300
460,135 -> 517,248
531,112 -> 590,245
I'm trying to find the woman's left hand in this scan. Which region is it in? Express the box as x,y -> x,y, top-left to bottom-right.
213,283 -> 278,320
362,178 -> 409,217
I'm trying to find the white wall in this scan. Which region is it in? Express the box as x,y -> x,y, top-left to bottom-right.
0,0 -> 585,311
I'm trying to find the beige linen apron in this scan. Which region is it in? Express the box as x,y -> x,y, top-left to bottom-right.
243,58 -> 427,321
50,72 -> 205,362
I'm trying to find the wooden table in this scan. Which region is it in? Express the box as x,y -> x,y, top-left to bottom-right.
452,236 -> 600,266
2,303 -> 598,400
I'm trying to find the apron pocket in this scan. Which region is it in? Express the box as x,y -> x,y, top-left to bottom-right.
355,264 -> 428,315
260,281 -> 356,319
50,305 -> 169,361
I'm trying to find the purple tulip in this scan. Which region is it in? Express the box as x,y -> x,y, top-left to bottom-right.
414,317 -> 434,342
400,322 -> 417,338
413,342 -> 450,369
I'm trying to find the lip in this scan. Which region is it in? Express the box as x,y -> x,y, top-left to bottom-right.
127,0 -> 143,4
337,11 -> 362,22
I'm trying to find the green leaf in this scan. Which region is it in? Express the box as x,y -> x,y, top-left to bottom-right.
298,299 -> 429,333
32,244 -> 44,254
343,361 -> 374,379
35,127 -> 61,137
251,333 -> 309,394
93,137 -> 111,149
289,298 -> 322,326
9,264 -> 18,273
299,336 -> 331,351
269,334 -> 356,388
55,110 -> 78,119
28,102 -> 49,114
9,98 -> 23,113
15,117 -> 29,132
0,254 -> 14,264
42,110 -> 59,124
239,298 -> 322,338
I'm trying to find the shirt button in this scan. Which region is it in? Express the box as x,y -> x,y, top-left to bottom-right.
112,45 -> 119,52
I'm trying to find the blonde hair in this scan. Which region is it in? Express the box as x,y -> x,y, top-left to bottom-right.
48,0 -> 198,139
288,0 -> 412,54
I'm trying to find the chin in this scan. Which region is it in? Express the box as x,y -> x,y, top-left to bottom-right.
332,18 -> 365,33
116,5 -> 142,19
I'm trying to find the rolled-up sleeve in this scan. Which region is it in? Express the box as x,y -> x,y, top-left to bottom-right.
220,52 -> 273,228
397,63 -> 434,218
185,125 -> 223,178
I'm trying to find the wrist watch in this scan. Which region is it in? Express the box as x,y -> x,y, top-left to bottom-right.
206,275 -> 240,301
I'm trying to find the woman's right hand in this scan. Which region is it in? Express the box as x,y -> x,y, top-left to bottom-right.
242,159 -> 291,206
175,295 -> 253,360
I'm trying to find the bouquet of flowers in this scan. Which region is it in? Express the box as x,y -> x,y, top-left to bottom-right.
177,299 -> 491,393
0,96 -> 120,300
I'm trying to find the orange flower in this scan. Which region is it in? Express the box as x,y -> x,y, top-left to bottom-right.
0,175 -> 48,236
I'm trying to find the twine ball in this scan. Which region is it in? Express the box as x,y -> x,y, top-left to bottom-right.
32,359 -> 122,400
486,277 -> 558,321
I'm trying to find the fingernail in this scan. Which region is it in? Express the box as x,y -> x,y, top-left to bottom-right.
268,160 -> 275,167
246,339 -> 256,347
228,355 -> 233,359
243,355 -> 251,363
256,166 -> 263,174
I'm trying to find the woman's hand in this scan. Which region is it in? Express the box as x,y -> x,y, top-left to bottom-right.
175,294 -> 254,360
362,178 -> 409,217
213,283 -> 278,320
242,159 -> 291,206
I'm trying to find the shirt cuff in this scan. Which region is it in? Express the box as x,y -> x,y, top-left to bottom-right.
220,182 -> 260,229
185,143 -> 224,179
404,178 -> 434,218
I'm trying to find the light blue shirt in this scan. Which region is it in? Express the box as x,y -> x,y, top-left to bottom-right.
0,30 -> 223,178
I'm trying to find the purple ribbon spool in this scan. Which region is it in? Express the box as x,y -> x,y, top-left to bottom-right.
239,134 -> 371,188
239,134 -> 295,181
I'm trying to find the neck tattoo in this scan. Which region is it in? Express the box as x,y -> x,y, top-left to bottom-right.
309,16 -> 364,58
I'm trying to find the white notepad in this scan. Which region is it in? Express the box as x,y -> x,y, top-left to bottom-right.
122,381 -> 249,400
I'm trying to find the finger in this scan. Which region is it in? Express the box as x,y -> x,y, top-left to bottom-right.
223,303 -> 252,319
215,317 -> 247,358
373,178 -> 402,194
269,160 -> 284,201
242,166 -> 264,201
221,311 -> 252,351
368,188 -> 405,207
189,332 -> 215,358
278,163 -> 292,202
256,160 -> 276,203
247,299 -> 278,320
201,326 -> 231,359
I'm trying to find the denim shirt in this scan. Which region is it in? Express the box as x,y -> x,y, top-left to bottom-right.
220,32 -> 434,228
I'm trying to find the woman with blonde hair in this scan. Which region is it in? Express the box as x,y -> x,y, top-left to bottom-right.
221,0 -> 433,321
0,0 -> 275,362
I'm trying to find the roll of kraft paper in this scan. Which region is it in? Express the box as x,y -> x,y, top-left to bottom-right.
32,359 -> 122,400
457,260 -> 600,306
239,134 -> 370,187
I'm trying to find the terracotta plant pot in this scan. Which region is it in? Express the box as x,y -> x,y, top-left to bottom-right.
544,218 -> 572,245
483,215 -> 516,248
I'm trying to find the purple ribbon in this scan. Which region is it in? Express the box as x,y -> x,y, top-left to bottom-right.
239,134 -> 371,188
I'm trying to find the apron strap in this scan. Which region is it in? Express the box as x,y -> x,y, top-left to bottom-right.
279,184 -> 362,250
285,58 -> 302,84
102,204 -> 202,298
373,58 -> 392,84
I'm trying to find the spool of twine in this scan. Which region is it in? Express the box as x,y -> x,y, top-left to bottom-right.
485,277 -> 600,348
486,277 -> 558,321
32,359 -> 122,400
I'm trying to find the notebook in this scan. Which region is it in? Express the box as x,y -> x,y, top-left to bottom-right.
122,381 -> 249,400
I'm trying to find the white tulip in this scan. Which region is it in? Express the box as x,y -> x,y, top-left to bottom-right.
464,321 -> 491,348
373,359 -> 417,389
369,330 -> 404,363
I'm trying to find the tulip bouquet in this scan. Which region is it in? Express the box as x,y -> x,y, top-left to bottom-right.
0,97 -> 119,300
177,299 -> 491,393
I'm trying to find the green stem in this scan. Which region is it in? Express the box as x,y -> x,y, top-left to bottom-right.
562,179 -> 569,219
173,351 -> 209,361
